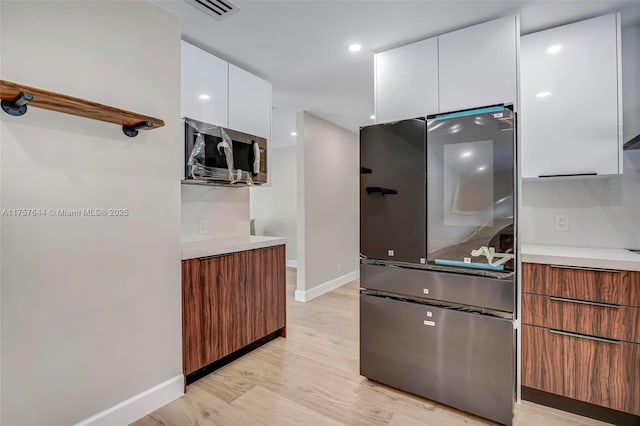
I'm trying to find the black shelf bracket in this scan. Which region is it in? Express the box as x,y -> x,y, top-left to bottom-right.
122,120 -> 153,138
1,92 -> 33,116
366,186 -> 398,195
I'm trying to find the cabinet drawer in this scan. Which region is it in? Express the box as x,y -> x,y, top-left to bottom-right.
523,263 -> 640,307
522,293 -> 640,344
522,325 -> 640,415
361,263 -> 514,312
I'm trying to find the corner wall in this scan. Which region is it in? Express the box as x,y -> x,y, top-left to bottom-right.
0,1 -> 182,425
296,112 -> 359,301
250,146 -> 297,262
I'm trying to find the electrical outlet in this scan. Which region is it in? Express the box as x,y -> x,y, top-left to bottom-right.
338,263 -> 342,273
198,219 -> 208,234
555,214 -> 569,232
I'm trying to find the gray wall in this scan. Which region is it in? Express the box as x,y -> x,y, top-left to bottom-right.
0,1 -> 182,424
250,146 -> 297,261
521,24 -> 640,249
297,112 -> 359,292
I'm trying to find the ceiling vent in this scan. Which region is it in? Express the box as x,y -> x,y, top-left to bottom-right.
186,0 -> 242,21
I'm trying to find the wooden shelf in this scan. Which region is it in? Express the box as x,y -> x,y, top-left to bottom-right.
0,79 -> 164,136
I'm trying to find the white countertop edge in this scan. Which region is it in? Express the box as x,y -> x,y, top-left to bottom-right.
521,244 -> 640,272
182,236 -> 287,260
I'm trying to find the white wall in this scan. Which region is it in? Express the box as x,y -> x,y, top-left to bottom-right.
182,186 -> 250,241
250,146 -> 297,261
0,1 -> 182,425
521,24 -> 640,249
296,112 -> 359,300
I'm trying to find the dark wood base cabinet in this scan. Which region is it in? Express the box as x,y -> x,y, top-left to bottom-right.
522,325 -> 640,415
182,245 -> 286,379
522,262 -> 640,420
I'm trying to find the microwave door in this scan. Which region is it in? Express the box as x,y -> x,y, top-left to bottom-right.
426,106 -> 515,272
360,118 -> 426,264
184,118 -> 269,186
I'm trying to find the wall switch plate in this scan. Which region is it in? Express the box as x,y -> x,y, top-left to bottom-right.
337,263 -> 342,273
387,250 -> 395,256
198,219 -> 207,234
555,214 -> 569,232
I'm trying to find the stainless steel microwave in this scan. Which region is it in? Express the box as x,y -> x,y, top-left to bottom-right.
184,117 -> 267,186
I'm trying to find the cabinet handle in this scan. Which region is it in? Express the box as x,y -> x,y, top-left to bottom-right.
549,296 -> 620,309
549,264 -> 621,273
549,329 -> 620,344
538,172 -> 597,178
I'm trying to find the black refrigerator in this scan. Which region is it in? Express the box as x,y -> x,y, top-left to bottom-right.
360,105 -> 517,426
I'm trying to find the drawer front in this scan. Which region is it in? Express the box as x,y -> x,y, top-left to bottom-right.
522,293 -> 640,344
360,263 -> 514,312
523,263 -> 640,307
360,294 -> 515,425
522,325 -> 640,415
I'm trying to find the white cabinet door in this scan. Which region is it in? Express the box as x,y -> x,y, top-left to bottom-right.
438,16 -> 518,112
521,14 -> 621,178
228,64 -> 271,138
181,41 -> 228,126
375,37 -> 439,123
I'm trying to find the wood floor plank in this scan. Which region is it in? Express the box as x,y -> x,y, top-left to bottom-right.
137,385 -> 262,426
230,385 -> 345,426
132,269 -> 608,426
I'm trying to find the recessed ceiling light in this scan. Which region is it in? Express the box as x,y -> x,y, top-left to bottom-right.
369,115 -> 376,120
477,166 -> 487,172
348,43 -> 362,52
547,45 -> 562,54
290,131 -> 297,136
449,124 -> 462,134
198,94 -> 210,100
536,91 -> 551,98
461,150 -> 473,158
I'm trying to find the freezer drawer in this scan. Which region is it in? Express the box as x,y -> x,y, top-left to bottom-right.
360,293 -> 515,425
361,263 -> 514,312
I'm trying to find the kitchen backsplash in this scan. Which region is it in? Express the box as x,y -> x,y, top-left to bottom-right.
521,150 -> 640,249
181,185 -> 250,240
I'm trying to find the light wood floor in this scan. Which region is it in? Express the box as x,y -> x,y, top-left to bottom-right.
132,269 -> 608,426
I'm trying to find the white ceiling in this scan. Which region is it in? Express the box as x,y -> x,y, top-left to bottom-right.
153,0 -> 640,148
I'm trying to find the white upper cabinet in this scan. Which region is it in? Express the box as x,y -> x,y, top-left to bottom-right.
438,16 -> 518,112
228,64 -> 271,138
375,37 -> 439,123
521,14 -> 622,178
181,41 -> 228,126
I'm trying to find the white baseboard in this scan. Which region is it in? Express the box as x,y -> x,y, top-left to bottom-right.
73,374 -> 183,426
286,259 -> 297,269
295,270 -> 358,302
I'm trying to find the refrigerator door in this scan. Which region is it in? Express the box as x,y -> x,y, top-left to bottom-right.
360,293 -> 515,425
426,105 -> 515,271
360,119 -> 426,264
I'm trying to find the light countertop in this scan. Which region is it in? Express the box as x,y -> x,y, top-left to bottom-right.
522,244 -> 640,271
182,236 -> 286,260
